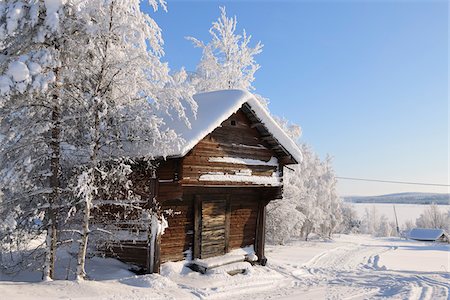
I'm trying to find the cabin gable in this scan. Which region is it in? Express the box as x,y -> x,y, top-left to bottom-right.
181,108 -> 285,187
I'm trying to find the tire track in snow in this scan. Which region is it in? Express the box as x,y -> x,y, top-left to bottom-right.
298,241 -> 449,300
239,243 -> 384,299
413,275 -> 450,300
205,238 -> 449,300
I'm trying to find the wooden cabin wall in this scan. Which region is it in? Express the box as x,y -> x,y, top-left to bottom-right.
157,159 -> 183,202
160,198 -> 194,263
181,110 -> 282,186
166,187 -> 281,261
107,242 -> 148,267
229,199 -> 259,250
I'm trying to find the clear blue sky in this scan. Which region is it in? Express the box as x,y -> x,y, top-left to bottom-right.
144,0 -> 449,196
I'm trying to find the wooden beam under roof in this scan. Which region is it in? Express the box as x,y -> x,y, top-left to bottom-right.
240,103 -> 297,165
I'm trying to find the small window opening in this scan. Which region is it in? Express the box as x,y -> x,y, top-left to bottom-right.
231,120 -> 237,126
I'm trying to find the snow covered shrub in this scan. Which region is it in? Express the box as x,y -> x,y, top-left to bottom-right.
376,216 -> 395,237
415,203 -> 448,230
360,206 -> 397,237
266,199 -> 305,245
403,220 -> 415,232
340,203 -> 361,234
266,144 -> 344,243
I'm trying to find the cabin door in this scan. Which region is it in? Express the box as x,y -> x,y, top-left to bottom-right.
200,199 -> 227,259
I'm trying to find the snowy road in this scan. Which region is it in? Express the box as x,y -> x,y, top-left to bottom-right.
1,235 -> 449,300
253,236 -> 450,300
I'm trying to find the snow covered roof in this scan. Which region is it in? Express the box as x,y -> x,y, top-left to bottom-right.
407,228 -> 448,241
163,89 -> 302,163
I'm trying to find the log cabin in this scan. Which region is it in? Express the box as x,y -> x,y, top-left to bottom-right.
96,90 -> 302,273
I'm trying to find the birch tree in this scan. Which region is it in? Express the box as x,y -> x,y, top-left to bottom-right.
187,6 -> 263,93
0,0 -> 72,280
317,156 -> 343,238
65,0 -> 195,280
1,0 -> 196,280
416,204 -> 447,230
267,144 -> 344,243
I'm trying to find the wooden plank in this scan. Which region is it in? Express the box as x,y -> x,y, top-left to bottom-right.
200,198 -> 226,259
255,201 -> 267,265
160,199 -> 194,263
193,196 -> 201,259
153,233 -> 161,273
228,198 -> 259,251
225,196 -> 231,253
201,231 -> 226,241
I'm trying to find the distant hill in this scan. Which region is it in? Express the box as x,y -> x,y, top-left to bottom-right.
344,192 -> 450,205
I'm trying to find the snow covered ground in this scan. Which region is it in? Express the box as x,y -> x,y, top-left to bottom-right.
1,235 -> 448,299
350,203 -> 450,227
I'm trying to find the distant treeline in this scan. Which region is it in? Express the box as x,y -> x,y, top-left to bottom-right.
344,193 -> 450,205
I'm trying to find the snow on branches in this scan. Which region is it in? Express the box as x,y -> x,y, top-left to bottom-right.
0,0 -> 195,280
267,144 -> 343,244
0,1 -> 64,98
187,6 -> 263,93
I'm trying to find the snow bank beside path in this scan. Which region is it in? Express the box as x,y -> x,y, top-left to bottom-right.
0,277 -> 192,300
376,238 -> 450,273
266,239 -> 342,271
160,259 -> 286,299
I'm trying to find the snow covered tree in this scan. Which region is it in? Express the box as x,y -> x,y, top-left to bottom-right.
266,186 -> 305,245
267,143 -> 344,243
273,117 -> 302,141
376,215 -> 394,237
317,156 -> 343,238
340,203 -> 361,234
415,203 -> 447,230
62,0 -> 195,280
361,206 -> 381,235
294,147 -> 343,241
403,220 -> 415,232
359,206 -> 396,237
187,6 -> 263,93
1,0 -> 196,280
267,116 -> 344,243
0,0 -> 73,280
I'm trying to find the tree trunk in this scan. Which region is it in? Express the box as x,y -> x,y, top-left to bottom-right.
43,68 -> 61,281
77,104 -> 100,280
76,186 -> 91,280
76,98 -> 101,280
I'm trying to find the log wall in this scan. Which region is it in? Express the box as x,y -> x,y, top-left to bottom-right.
157,159 -> 183,202
181,110 -> 281,186
160,199 -> 194,263
229,199 -> 259,250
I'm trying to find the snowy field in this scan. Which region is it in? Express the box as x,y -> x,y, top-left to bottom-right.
350,203 -> 450,227
1,234 -> 448,300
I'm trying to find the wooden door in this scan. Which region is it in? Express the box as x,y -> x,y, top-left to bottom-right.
200,199 -> 227,259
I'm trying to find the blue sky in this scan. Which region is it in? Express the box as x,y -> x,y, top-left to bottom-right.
145,0 -> 448,196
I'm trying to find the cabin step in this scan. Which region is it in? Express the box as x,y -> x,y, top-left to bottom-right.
188,253 -> 258,275
189,260 -> 253,276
